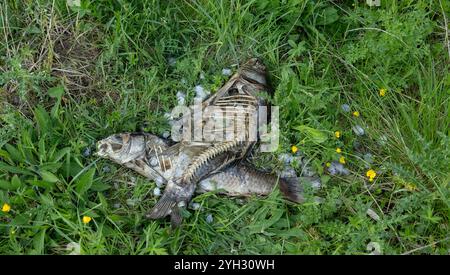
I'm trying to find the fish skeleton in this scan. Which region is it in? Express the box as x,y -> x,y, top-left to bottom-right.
96,132 -> 305,226
175,57 -> 272,187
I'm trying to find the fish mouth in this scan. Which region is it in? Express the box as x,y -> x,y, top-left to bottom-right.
95,140 -> 109,157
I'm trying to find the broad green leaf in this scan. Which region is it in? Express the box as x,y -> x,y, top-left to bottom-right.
0,162 -> 34,176
10,214 -> 29,226
48,86 -> 65,99
97,192 -> 109,211
11,175 -> 23,189
40,171 -> 59,183
75,168 -> 96,195
38,135 -> 46,162
19,129 -> 37,164
0,149 -> 11,160
52,147 -> 71,162
34,106 -> 51,137
4,144 -> 23,163
316,7 -> 339,25
40,194 -> 54,206
247,208 -> 284,234
91,182 -> 111,192
271,228 -> 307,238
39,163 -> 62,173
33,229 -> 46,254
0,179 -> 13,190
26,179 -> 55,189
294,125 -> 327,143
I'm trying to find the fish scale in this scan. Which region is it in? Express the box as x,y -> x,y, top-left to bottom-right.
97,132 -> 307,227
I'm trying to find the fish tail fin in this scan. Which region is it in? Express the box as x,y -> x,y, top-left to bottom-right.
146,192 -> 176,219
279,177 -> 304,203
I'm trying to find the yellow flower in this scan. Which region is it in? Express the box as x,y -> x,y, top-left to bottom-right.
334,131 -> 341,138
291,145 -> 298,154
366,169 -> 377,182
2,203 -> 11,213
339,156 -> 346,164
405,183 -> 417,191
326,162 -> 331,167
82,216 -> 92,224
379,88 -> 386,97
336,148 -> 342,153
352,111 -> 360,117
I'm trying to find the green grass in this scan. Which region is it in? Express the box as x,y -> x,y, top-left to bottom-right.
0,0 -> 449,254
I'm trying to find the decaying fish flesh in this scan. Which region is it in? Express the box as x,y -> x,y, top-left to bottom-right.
96,58 -> 300,227
143,58 -> 273,225
96,132 -> 306,226
175,58 -> 272,187
197,164 -> 305,203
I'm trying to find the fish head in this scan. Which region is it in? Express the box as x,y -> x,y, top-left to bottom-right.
240,58 -> 267,86
96,133 -> 146,164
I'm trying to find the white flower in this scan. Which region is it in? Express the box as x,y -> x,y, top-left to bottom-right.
352,125 -> 365,136
176,91 -> 186,105
189,202 -> 201,211
126,198 -> 138,206
278,153 -> 294,164
378,135 -> 388,146
206,214 -> 213,223
155,177 -> 165,188
194,85 -> 209,100
66,242 -> 81,255
168,57 -> 176,66
308,177 -> 322,189
280,167 -> 297,178
327,161 -> 350,176
222,68 -> 232,76
366,0 -> 381,7
164,112 -> 173,120
153,187 -> 161,197
341,104 -> 351,112
67,0 -> 81,7
363,153 -> 373,168
366,208 -> 381,221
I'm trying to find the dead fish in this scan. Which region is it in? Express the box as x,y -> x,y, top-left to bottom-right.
96,132 -> 233,226
96,132 -> 305,226
96,58 -> 279,227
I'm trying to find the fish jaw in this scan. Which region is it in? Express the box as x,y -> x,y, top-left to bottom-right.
95,133 -> 146,164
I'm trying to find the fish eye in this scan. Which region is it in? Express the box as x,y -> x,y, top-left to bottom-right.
112,135 -> 123,143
